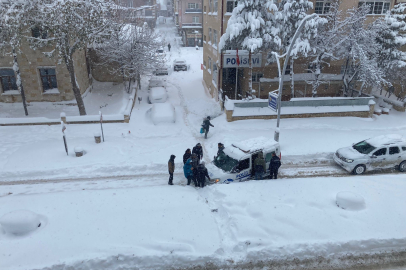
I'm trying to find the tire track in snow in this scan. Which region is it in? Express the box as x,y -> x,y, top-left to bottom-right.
168,81 -> 211,164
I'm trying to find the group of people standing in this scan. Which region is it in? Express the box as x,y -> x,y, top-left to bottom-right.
167,143 -> 211,187
253,152 -> 281,180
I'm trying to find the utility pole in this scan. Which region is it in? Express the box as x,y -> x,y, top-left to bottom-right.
274,14 -> 317,142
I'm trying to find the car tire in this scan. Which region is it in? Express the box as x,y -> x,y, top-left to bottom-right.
353,165 -> 366,175
399,161 -> 406,172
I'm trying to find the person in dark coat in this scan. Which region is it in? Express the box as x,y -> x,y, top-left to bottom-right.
168,154 -> 176,185
196,161 -> 210,188
254,152 -> 266,180
183,148 -> 191,164
217,143 -> 224,156
168,43 -> 171,51
269,153 -> 281,179
192,143 -> 203,160
190,153 -> 200,186
183,158 -> 196,185
202,116 -> 214,139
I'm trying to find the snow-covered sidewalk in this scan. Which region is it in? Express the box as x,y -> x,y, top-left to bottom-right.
1,174 -> 406,269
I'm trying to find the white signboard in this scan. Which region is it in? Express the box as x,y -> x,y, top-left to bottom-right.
223,54 -> 262,68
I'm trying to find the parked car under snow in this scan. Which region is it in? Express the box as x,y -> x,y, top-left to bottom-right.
334,134 -> 406,175
148,87 -> 167,103
151,103 -> 176,125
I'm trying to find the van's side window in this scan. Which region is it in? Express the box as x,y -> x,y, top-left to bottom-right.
373,148 -> 387,156
389,147 -> 400,155
265,152 -> 275,162
237,159 -> 250,171
402,146 -> 406,151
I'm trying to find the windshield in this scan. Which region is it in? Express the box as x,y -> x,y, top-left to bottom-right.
213,152 -> 239,172
352,141 -> 376,154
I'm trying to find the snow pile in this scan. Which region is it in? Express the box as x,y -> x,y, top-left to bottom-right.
336,191 -> 366,211
0,210 -> 41,235
151,103 -> 176,125
232,136 -> 278,153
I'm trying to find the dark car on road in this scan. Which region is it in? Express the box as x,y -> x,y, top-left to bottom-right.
173,59 -> 188,71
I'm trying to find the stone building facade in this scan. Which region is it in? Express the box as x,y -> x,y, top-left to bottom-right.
202,0 -> 397,102
0,40 -> 90,103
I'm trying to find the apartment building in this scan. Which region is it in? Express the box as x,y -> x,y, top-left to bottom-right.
203,0 -> 397,101
174,0 -> 203,47
118,0 -> 157,28
0,31 -> 89,103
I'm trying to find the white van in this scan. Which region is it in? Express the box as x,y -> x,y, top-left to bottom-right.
207,137 -> 281,184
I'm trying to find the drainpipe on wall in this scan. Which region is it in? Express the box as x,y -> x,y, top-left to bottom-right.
218,0 -> 224,109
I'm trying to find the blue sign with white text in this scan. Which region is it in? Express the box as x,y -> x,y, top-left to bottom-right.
268,92 -> 278,112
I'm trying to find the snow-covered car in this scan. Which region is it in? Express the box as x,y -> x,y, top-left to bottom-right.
154,66 -> 169,76
206,137 -> 281,184
148,77 -> 166,90
173,59 -> 188,71
148,87 -> 167,103
156,48 -> 165,55
151,103 -> 176,125
333,134 -> 406,175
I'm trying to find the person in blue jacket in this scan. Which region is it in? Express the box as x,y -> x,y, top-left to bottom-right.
183,158 -> 196,186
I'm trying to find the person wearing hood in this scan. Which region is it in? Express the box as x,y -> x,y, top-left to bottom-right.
196,161 -> 210,188
269,152 -> 281,179
217,143 -> 225,157
183,158 -> 196,186
192,143 -> 203,160
190,153 -> 199,186
254,152 -> 266,180
168,155 -> 176,185
202,116 -> 214,139
183,148 -> 191,164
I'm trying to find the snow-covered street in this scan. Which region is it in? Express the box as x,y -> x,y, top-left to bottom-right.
1,17 -> 406,270
1,174 -> 406,269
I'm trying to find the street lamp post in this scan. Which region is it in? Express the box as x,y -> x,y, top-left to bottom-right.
273,14 -> 317,142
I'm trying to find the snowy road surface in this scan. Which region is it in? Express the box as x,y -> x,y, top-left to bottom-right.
1,174 -> 406,270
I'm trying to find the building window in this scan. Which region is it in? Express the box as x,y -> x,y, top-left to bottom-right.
213,0 -> 218,12
188,3 -> 198,9
204,6 -> 206,12
128,0 -> 133,8
252,72 -> 264,82
208,57 -> 212,72
358,1 -> 390,15
226,0 -> 237,12
0,69 -> 17,92
315,1 -> 331,14
145,10 -> 152,16
208,28 -> 212,43
204,60 -> 207,68
193,16 -> 199,23
31,26 -> 47,39
212,63 -> 218,83
213,29 -> 217,46
39,68 -> 58,92
204,35 -> 206,42
209,0 -> 212,12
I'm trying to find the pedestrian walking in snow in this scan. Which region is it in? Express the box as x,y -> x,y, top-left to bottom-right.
168,155 -> 176,185
254,153 -> 266,180
192,143 -> 203,160
183,148 -> 191,164
196,161 -> 210,188
269,153 -> 281,179
168,43 -> 171,52
183,158 -> 196,186
202,116 -> 214,139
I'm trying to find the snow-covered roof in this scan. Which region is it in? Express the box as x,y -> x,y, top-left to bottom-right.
224,136 -> 279,160
366,134 -> 406,147
260,73 -> 343,83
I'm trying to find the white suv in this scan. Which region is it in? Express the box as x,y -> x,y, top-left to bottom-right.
334,134 -> 406,175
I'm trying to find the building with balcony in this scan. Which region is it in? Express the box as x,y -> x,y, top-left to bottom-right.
175,0 -> 203,47
202,0 -> 398,102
